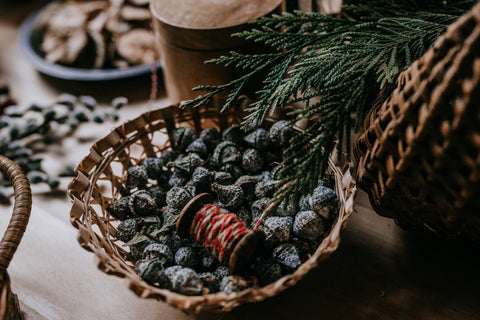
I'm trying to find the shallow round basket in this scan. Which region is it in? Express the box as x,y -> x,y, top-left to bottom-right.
354,2 -> 480,241
68,98 -> 357,313
0,156 -> 32,320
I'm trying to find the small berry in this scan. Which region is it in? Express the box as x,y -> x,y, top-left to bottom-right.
311,185 -> 336,219
168,172 -> 188,188
130,239 -> 154,261
115,219 -> 139,242
236,206 -> 252,226
169,153 -> 203,175
251,198 -> 269,225
235,176 -> 257,204
212,266 -> 229,282
201,252 -> 219,271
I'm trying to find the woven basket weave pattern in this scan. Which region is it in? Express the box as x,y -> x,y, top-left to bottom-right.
0,156 -> 32,320
354,3 -> 480,239
68,101 -> 356,313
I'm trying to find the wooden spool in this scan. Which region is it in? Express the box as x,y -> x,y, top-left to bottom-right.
176,193 -> 265,274
150,0 -> 282,102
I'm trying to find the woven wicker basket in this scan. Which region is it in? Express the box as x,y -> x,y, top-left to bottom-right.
68,98 -> 356,313
354,2 -> 480,241
0,156 -> 32,320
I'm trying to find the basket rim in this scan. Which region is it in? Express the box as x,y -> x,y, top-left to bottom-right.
68,102 -> 357,313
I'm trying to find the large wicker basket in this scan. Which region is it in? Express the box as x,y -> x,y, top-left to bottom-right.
0,156 -> 32,320
68,98 -> 356,313
354,2 -> 480,241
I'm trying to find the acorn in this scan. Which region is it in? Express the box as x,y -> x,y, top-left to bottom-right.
211,183 -> 244,210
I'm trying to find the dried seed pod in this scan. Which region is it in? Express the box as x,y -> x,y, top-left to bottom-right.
255,180 -> 278,199
244,128 -> 270,149
161,233 -> 183,253
168,153 -> 203,175
234,175 -> 257,204
272,243 -> 302,273
170,127 -> 196,152
142,157 -> 165,179
130,239 -> 154,261
212,171 -> 234,185
135,259 -> 171,288
166,187 -> 193,210
252,259 -> 282,286
143,243 -> 174,267
170,267 -> 203,296
107,196 -> 131,220
251,198 -> 269,226
128,190 -> 157,217
125,165 -> 149,190
198,272 -> 219,293
241,148 -> 264,173
192,167 -> 212,194
263,216 -> 293,248
269,120 -> 295,147
186,139 -> 208,158
212,141 -> 241,166
221,126 -> 242,144
115,218 -> 138,242
147,185 -> 166,208
219,163 -> 243,181
175,247 -> 200,269
168,172 -> 189,188
219,275 -> 249,294
199,127 -> 220,151
201,252 -> 219,271
311,185 -> 337,216
211,183 -> 244,210
293,210 -> 326,242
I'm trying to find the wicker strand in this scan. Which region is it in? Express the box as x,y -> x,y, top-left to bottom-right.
0,155 -> 32,320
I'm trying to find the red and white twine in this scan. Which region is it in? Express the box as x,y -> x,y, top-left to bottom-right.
190,204 -> 247,264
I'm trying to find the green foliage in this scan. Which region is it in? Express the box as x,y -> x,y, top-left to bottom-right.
181,0 -> 475,213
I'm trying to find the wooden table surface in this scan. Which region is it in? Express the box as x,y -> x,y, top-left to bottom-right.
1,2 -> 479,319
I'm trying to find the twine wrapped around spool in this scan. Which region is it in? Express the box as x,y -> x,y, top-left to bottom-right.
176,193 -> 265,274
0,156 -> 32,320
68,98 -> 356,313
354,2 -> 480,241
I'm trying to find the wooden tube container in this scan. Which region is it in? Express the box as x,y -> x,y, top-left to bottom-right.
150,0 -> 282,102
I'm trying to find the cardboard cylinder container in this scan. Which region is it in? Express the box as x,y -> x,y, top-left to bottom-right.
150,0 -> 282,102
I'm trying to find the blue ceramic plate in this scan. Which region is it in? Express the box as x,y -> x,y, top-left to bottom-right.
19,10 -> 161,81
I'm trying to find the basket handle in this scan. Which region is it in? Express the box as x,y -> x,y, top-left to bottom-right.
0,155 -> 32,276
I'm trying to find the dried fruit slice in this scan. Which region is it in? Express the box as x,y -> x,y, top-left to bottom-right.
116,29 -> 158,65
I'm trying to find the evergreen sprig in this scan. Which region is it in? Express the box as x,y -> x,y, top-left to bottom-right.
181,0 -> 475,213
